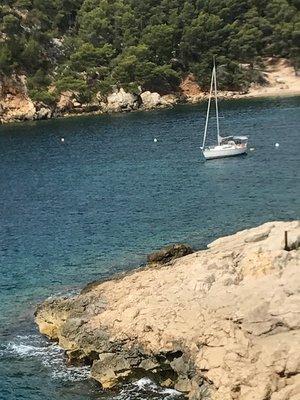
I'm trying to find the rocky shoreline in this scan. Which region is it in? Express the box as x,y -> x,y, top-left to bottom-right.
35,221 -> 300,400
0,73 -> 233,124
2,59 -> 300,125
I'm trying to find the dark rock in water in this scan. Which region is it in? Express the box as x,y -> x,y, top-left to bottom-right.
147,243 -> 193,265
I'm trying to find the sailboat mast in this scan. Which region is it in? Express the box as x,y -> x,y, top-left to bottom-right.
202,66 -> 215,149
213,57 -> 221,145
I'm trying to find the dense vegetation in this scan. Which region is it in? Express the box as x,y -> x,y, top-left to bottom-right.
1,0 -> 299,104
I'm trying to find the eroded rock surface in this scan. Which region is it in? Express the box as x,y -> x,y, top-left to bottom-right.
35,221 -> 300,400
0,74 -> 36,123
140,91 -> 162,109
106,88 -> 140,112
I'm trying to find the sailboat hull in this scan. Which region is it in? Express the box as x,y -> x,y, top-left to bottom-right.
203,144 -> 247,160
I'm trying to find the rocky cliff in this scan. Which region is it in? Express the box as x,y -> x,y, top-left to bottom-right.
0,74 -> 54,123
36,221 -> 300,400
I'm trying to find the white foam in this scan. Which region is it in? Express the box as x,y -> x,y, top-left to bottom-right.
162,387 -> 182,396
4,335 -> 61,360
3,336 -> 182,397
133,377 -> 157,390
2,334 -> 90,382
115,377 -> 182,399
51,365 -> 90,382
133,378 -> 181,395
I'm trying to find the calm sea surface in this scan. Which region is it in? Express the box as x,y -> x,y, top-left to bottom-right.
0,97 -> 299,399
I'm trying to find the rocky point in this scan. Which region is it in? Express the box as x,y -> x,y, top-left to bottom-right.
35,221 -> 300,400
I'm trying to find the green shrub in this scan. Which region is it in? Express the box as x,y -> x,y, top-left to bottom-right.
29,89 -> 57,106
27,69 -> 51,89
55,75 -> 92,103
55,76 -> 88,93
144,64 -> 180,93
95,77 -> 116,96
1,0 -> 299,93
0,44 -> 13,74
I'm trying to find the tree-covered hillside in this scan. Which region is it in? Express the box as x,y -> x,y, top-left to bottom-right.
1,0 -> 299,104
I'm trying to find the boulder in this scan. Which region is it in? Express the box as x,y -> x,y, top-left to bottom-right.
140,91 -> 162,109
160,94 -> 178,106
147,243 -> 194,264
106,88 -> 139,112
35,103 -> 52,120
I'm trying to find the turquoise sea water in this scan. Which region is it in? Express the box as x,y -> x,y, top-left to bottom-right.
0,97 -> 299,399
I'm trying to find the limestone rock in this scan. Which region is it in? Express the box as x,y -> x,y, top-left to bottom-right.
106,88 -> 139,112
0,74 -> 36,123
140,91 -> 162,109
179,73 -> 204,103
35,103 -> 52,120
161,94 -> 178,107
57,91 -> 77,112
35,221 -> 300,400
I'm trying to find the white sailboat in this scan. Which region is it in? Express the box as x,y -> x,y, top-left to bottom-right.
201,60 -> 248,160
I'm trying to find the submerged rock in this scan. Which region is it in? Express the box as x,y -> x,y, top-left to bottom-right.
35,221 -> 300,400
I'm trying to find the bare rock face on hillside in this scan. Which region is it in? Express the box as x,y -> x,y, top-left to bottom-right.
0,75 -> 36,123
0,75 -> 54,122
36,220 -> 300,400
57,91 -> 77,112
180,74 -> 204,103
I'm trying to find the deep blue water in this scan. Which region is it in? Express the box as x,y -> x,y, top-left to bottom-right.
0,97 -> 299,399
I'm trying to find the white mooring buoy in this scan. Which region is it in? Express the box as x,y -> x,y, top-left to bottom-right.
275,142 -> 279,148
61,138 -> 65,143
154,138 -> 158,143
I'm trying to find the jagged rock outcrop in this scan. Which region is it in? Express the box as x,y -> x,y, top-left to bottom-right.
0,74 -> 36,123
0,75 -> 53,122
160,93 -> 178,107
106,88 -> 140,112
35,221 -> 300,400
180,74 -> 204,103
140,91 -> 162,109
140,91 -> 177,109
35,102 -> 52,120
57,91 -> 77,113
